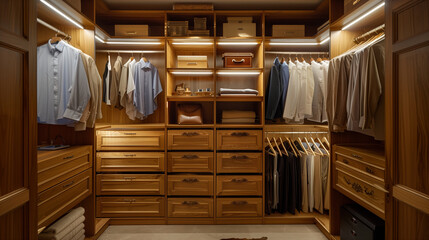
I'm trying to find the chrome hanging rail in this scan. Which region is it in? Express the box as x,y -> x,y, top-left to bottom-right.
264,51 -> 329,55
353,24 -> 385,44
37,18 -> 71,40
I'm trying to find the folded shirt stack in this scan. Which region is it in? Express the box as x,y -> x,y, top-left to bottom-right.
222,110 -> 256,124
219,88 -> 259,96
39,207 -> 86,240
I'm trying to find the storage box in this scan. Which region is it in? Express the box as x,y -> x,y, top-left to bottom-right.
272,25 -> 305,38
223,23 -> 256,38
177,55 -> 208,68
115,25 -> 149,37
194,17 -> 207,30
227,17 -> 253,23
168,21 -> 188,37
341,204 -> 385,240
222,53 -> 254,68
188,30 -> 210,36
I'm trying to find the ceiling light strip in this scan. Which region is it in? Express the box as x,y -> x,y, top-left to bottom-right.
106,41 -> 161,45
95,35 -> 105,43
172,42 -> 213,45
342,2 -> 385,30
218,42 -> 259,45
170,71 -> 213,75
40,0 -> 84,29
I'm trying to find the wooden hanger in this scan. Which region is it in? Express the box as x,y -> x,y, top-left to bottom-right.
304,137 -> 316,156
297,137 -> 308,155
278,137 -> 289,157
311,137 -> 324,155
286,137 -> 298,157
273,137 -> 283,157
310,56 -> 315,62
300,56 -> 305,62
50,33 -> 63,44
266,137 -> 276,156
323,137 -> 330,148
317,137 -> 330,156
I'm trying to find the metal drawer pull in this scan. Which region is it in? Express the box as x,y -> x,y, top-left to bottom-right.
63,181 -> 75,188
232,201 -> 248,205
182,201 -> 198,206
231,155 -> 249,160
63,155 -> 74,160
182,155 -> 199,159
124,199 -> 136,203
231,132 -> 249,137
350,230 -> 357,237
123,132 -> 137,135
344,176 -> 351,185
231,178 -> 248,183
124,154 -> 137,157
351,153 -> 362,159
343,159 -> 349,164
365,167 -> 374,174
352,182 -> 363,193
364,187 -> 374,197
182,132 -> 200,137
124,177 -> 136,180
232,59 -> 245,63
187,62 -> 198,65
351,217 -> 358,224
182,178 -> 199,183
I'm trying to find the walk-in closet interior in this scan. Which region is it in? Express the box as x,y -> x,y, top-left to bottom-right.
0,0 -> 428,239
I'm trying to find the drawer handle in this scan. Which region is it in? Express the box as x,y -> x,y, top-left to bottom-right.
182,178 -> 199,183
343,159 -> 349,164
352,182 -> 363,193
365,167 -> 374,174
123,132 -> 137,135
351,217 -> 358,224
350,230 -> 357,237
124,154 -> 137,157
364,187 -> 374,197
186,62 -> 198,65
232,200 -> 248,205
63,155 -> 74,160
231,178 -> 248,183
124,177 -> 136,180
232,59 -> 245,63
123,199 -> 136,203
344,176 -> 351,185
182,201 -> 198,206
231,132 -> 249,137
231,155 -> 249,160
182,132 -> 200,137
182,155 -> 199,159
351,153 -> 362,159
63,181 -> 75,188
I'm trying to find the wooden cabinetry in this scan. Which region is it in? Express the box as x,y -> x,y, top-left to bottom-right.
168,198 -> 213,218
97,130 -> 165,151
96,174 -> 165,196
217,175 -> 263,196
216,198 -> 263,218
168,175 -> 214,196
96,152 -> 165,172
97,197 -> 165,218
168,152 -> 214,173
168,129 -> 214,150
217,153 -> 262,173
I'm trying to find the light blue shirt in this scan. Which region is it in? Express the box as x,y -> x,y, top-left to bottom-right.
133,59 -> 162,119
37,40 -> 90,125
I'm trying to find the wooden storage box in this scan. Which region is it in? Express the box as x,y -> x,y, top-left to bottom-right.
341,204 -> 385,240
168,198 -> 213,218
223,23 -> 256,37
168,21 -> 188,37
223,53 -> 254,68
177,55 -> 208,68
115,25 -> 149,37
272,25 -> 305,38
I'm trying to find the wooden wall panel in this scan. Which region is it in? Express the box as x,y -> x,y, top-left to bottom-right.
0,0 -> 23,37
395,0 -> 429,42
396,200 -> 429,240
0,206 -> 26,240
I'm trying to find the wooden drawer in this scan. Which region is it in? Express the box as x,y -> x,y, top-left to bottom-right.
216,198 -> 262,217
38,169 -> 92,228
38,145 -> 92,193
224,56 -> 252,68
217,175 -> 262,196
336,152 -> 385,182
168,175 -> 213,196
334,145 -> 385,168
96,152 -> 165,172
217,130 -> 262,150
96,130 -> 164,151
168,198 -> 213,218
217,153 -> 262,173
168,152 -> 213,173
96,174 -> 165,196
168,130 -> 213,150
335,162 -> 386,219
97,197 -> 165,218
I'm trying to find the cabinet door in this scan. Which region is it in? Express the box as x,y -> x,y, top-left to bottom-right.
0,0 -> 37,239
386,1 -> 429,239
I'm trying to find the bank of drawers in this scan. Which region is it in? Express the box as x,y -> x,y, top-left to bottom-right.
333,145 -> 387,219
216,129 -> 263,218
96,129 -> 166,218
37,146 -> 92,228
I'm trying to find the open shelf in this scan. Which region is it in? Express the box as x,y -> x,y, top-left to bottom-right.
166,11 -> 215,37
215,11 -> 263,37
168,101 -> 214,125
168,96 -> 214,102
216,96 -> 263,102
330,0 -> 384,31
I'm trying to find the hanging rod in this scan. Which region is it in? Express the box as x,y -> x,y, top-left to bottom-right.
265,51 -> 329,55
354,24 -> 385,43
96,50 -> 164,54
37,18 -> 70,39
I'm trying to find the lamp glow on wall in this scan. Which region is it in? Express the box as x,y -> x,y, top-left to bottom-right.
40,0 -> 84,29
342,2 -> 385,30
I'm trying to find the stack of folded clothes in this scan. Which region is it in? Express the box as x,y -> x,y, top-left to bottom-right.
39,207 -> 85,240
219,88 -> 259,96
222,110 -> 256,124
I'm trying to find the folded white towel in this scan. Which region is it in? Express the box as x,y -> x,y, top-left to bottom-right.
44,207 -> 85,234
69,229 -> 85,240
60,225 -> 85,240
39,218 -> 85,240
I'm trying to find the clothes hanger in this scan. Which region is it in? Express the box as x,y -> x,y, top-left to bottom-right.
323,136 -> 330,148
266,137 -> 276,156
310,137 -> 324,155
278,137 -> 289,157
273,137 -> 283,157
130,52 -> 135,61
304,137 -> 316,156
286,137 -> 298,157
50,32 -> 63,44
297,137 -> 308,155
317,137 -> 330,156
